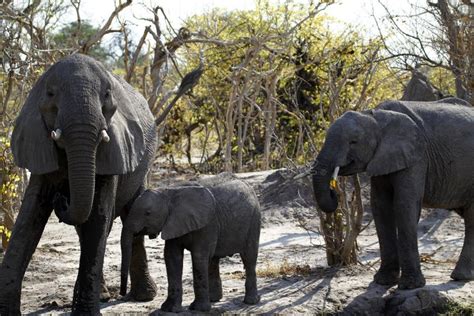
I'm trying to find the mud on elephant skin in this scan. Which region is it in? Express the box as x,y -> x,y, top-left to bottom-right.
121,174 -> 262,312
311,98 -> 474,289
0,54 -> 158,315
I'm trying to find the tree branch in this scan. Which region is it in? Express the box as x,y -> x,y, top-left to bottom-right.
125,26 -> 150,82
81,0 -> 132,53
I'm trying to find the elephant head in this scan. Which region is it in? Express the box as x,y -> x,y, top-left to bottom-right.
312,108 -> 424,213
120,186 -> 216,295
11,54 -> 145,225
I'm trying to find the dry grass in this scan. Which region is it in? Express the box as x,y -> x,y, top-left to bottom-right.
441,301 -> 474,316
224,259 -> 313,280
420,252 -> 457,264
256,259 -> 312,278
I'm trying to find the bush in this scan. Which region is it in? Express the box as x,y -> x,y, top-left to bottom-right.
0,132 -> 23,250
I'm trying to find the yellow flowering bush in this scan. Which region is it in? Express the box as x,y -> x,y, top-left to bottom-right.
0,133 -> 22,249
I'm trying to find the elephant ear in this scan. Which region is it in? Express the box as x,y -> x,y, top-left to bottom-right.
96,75 -> 146,175
366,110 -> 425,176
161,186 -> 216,240
11,73 -> 59,174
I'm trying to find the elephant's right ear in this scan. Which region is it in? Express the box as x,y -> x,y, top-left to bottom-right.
11,74 -> 58,174
366,110 -> 425,176
161,186 -> 216,240
96,74 -> 146,175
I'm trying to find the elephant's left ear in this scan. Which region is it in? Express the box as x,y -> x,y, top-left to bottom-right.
161,186 -> 216,240
96,75 -> 148,175
366,110 -> 425,176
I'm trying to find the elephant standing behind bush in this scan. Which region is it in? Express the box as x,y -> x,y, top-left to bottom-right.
312,98 -> 474,289
0,54 -> 158,314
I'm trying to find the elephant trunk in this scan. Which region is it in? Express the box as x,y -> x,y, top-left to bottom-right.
312,159 -> 339,213
120,225 -> 134,296
56,124 -> 98,225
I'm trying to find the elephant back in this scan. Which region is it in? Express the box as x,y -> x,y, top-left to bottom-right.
204,177 -> 260,256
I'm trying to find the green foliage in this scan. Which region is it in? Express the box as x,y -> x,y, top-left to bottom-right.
0,130 -> 22,247
428,67 -> 457,97
157,3 -> 402,171
51,21 -> 111,63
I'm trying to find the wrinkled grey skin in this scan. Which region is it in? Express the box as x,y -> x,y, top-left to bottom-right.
312,98 -> 474,289
401,70 -> 444,101
121,175 -> 261,312
0,54 -> 158,315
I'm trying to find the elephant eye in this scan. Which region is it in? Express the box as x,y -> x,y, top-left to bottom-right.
350,140 -> 357,145
104,90 -> 111,99
47,90 -> 55,97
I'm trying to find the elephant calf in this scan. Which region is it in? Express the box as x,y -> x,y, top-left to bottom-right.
120,175 -> 261,312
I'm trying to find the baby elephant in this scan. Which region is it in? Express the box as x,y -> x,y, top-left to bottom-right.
120,176 -> 261,312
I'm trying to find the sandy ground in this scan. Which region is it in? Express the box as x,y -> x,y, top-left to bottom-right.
5,170 -> 474,315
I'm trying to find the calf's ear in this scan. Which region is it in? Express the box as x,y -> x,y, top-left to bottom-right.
161,186 -> 216,240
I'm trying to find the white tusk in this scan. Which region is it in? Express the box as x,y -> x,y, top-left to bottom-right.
51,129 -> 62,140
332,166 -> 340,180
100,130 -> 110,143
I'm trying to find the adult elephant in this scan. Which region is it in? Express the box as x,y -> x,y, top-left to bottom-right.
0,54 -> 158,314
312,98 -> 474,289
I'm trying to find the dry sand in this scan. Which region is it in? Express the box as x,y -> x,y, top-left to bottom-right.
6,170 -> 474,314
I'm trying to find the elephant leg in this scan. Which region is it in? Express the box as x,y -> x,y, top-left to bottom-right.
98,217 -> 115,302
161,239 -> 184,313
128,235 -> 157,301
71,175 -> 116,315
189,250 -> 211,312
392,167 -> 426,289
0,175 -> 53,315
208,257 -> 222,302
451,204 -> 474,280
371,176 -> 400,286
123,185 -> 157,302
99,271 -> 110,302
241,216 -> 260,305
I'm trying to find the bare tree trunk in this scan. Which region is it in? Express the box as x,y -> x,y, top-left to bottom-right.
262,73 -> 278,170
340,175 -> 364,265
224,82 -> 238,172
435,0 -> 469,101
236,85 -> 244,172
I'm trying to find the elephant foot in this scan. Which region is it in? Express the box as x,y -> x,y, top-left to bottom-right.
71,309 -> 101,316
451,264 -> 474,281
118,292 -> 132,302
0,289 -> 21,316
100,284 -> 111,302
243,293 -> 261,305
129,288 -> 156,302
210,294 -> 223,303
0,304 -> 21,316
189,299 -> 211,312
398,272 -> 426,290
374,268 -> 400,286
130,276 -> 157,301
161,298 -> 183,313
209,288 -> 223,302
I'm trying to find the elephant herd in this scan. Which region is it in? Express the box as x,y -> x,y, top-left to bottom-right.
0,54 -> 472,315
